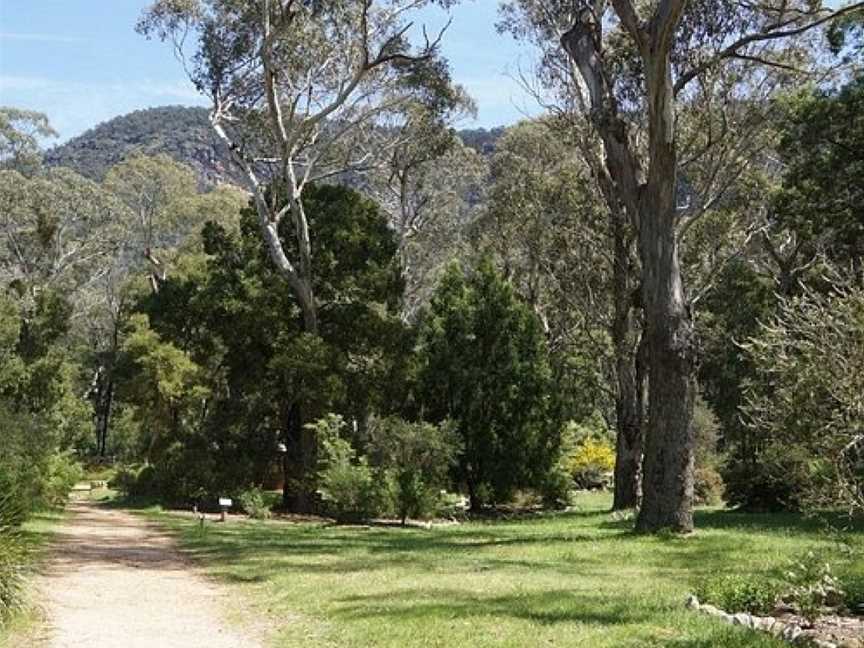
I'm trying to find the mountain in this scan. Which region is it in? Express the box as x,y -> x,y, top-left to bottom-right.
45,105 -> 504,186
44,106 -> 238,186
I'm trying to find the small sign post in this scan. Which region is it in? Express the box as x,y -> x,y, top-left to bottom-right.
218,497 -> 232,522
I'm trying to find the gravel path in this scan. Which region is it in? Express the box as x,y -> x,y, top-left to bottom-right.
35,501 -> 263,648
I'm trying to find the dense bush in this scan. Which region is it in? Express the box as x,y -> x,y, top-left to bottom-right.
315,416 -> 387,522
0,493 -> 27,626
738,286 -> 864,515
840,572 -> 864,613
366,417 -> 461,523
567,437 -> 615,490
693,466 -> 725,506
692,397 -> 725,505
237,487 -> 272,520
695,574 -> 782,615
110,464 -> 159,499
40,453 -> 84,507
723,444 -> 812,511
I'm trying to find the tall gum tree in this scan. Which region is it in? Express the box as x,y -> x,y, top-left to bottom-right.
502,0 -> 864,532
139,0 -> 465,511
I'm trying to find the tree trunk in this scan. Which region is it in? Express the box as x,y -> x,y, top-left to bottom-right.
611,214 -> 644,510
281,401 -> 316,513
634,191 -> 697,533
96,378 -> 114,457
612,349 -> 644,510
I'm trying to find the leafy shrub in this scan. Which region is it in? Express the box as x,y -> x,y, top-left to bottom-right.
110,464 -> 159,498
783,551 -> 844,623
0,493 -> 27,626
314,415 -> 382,522
39,452 -> 84,507
695,574 -> 782,615
839,573 -> 864,613
237,487 -> 271,520
694,466 -> 725,505
738,286 -> 864,515
692,396 -> 726,505
567,438 -> 615,490
723,444 -> 811,512
0,471 -> 27,528
538,461 -> 574,509
366,417 -> 461,523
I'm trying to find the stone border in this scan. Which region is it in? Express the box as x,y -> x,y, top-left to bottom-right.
685,595 -> 859,648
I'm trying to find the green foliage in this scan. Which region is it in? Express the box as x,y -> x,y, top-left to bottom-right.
694,467 -> 725,507
110,465 -> 158,499
692,397 -> 725,506
366,416 -> 461,523
695,574 -> 782,616
0,492 -> 27,627
118,183 -> 408,507
417,259 -> 560,509
772,76 -> 864,268
740,285 -> 864,515
237,487 -> 272,520
783,551 -> 845,623
40,454 -> 84,508
0,106 -> 57,175
314,416 -> 383,523
0,287 -> 89,518
840,572 -> 864,612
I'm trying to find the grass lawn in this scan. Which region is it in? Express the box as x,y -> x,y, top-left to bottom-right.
0,509 -> 66,648
141,493 -> 863,648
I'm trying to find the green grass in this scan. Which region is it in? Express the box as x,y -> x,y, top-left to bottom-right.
138,493 -> 864,648
0,509 -> 66,647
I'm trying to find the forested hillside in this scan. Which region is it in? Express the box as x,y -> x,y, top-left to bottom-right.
44,106 -> 239,186
44,106 -> 505,189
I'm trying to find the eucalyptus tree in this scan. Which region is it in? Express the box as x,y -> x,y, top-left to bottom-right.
104,153 -> 200,293
88,158 -> 246,458
138,0 -> 463,335
368,107 -> 487,317
501,0 -> 863,532
0,107 -> 56,176
0,168 -> 128,305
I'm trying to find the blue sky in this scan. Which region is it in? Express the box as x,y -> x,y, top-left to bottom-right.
0,1 -> 540,143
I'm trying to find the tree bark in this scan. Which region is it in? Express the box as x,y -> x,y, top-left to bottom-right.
633,200 -> 697,532
281,401 -> 317,513
611,212 -> 643,510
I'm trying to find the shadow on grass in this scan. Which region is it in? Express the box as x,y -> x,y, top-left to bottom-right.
138,502 -> 863,602
334,587 -> 660,626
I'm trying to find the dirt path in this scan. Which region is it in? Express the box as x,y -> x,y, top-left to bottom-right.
34,501 -> 263,648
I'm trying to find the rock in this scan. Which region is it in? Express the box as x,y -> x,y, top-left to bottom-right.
783,624 -> 804,642
732,612 -> 755,628
753,617 -> 780,634
700,604 -> 726,618
809,640 -> 838,648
